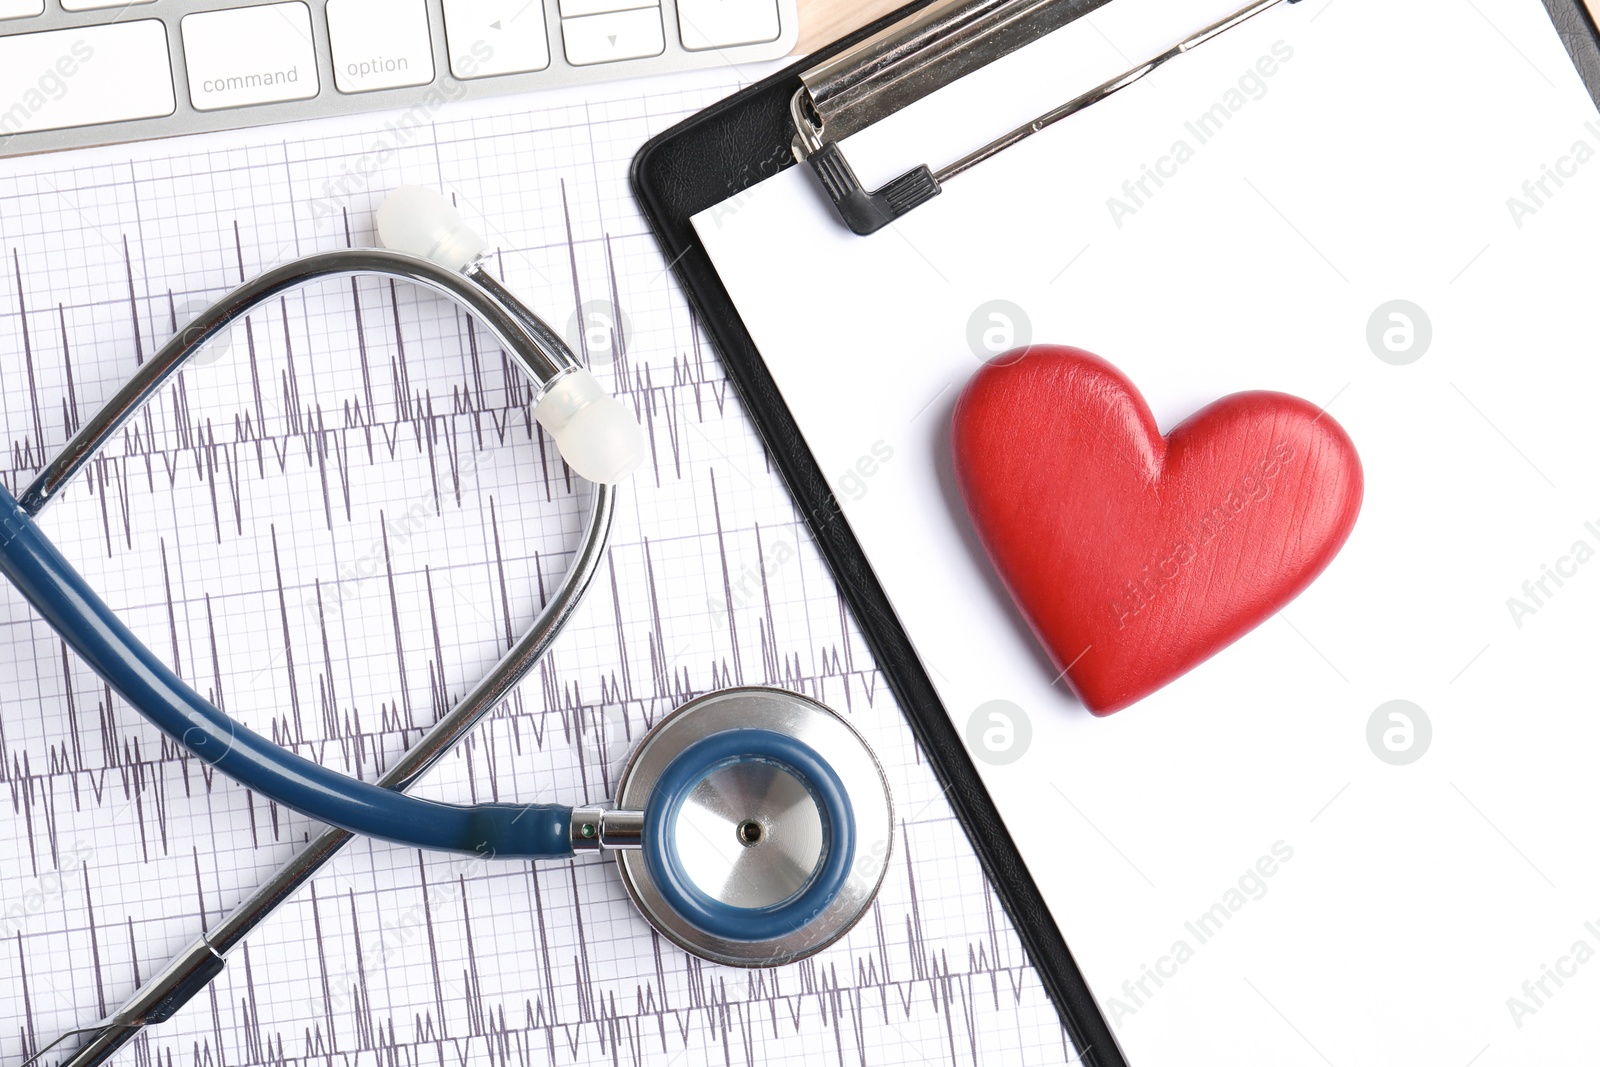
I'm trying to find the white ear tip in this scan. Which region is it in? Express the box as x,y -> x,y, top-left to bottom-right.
534,370 -> 646,484
552,400 -> 647,484
376,186 -> 485,271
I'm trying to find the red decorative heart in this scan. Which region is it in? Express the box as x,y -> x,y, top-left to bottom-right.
951,346 -> 1363,716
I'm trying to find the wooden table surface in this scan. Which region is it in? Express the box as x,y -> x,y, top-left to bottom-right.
793,0 -> 905,55
795,0 -> 1600,59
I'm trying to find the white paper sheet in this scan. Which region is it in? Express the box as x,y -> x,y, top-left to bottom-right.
695,0 -> 1600,1062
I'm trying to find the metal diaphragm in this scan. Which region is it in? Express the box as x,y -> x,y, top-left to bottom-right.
614,687 -> 892,968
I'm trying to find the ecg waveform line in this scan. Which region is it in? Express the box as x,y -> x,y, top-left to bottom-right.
0,74 -> 1078,1067
16,821 -> 1069,1067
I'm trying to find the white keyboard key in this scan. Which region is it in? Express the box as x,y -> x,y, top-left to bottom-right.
60,0 -> 157,10
677,0 -> 780,50
559,0 -> 653,17
562,7 -> 665,66
327,0 -> 434,93
442,0 -> 550,79
0,21 -> 174,136
0,0 -> 43,19
181,2 -> 320,111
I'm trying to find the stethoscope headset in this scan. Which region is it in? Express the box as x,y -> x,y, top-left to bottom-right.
0,187 -> 891,967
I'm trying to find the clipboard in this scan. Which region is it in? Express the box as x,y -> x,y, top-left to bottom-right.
631,0 -> 1600,1061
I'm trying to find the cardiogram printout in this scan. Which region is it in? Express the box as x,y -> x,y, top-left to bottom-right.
0,66 -> 1079,1067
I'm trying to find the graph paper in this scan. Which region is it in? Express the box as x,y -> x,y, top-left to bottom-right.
0,66 -> 1078,1067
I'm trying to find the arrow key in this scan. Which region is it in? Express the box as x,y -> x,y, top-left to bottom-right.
562,6 -> 664,66
442,0 -> 551,79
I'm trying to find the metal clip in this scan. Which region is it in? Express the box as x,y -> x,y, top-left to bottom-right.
791,0 -> 1299,235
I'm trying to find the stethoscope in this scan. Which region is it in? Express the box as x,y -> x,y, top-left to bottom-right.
0,186 -> 892,972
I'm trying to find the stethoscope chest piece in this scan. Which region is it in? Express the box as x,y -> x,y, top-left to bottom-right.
613,687 -> 892,967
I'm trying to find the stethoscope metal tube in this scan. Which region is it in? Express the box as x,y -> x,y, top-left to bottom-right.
17,246 -> 578,517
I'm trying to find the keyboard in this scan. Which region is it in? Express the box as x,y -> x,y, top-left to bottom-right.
0,0 -> 798,157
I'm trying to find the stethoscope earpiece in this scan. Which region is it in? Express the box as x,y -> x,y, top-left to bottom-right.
374,185 -> 647,486
375,184 -> 487,271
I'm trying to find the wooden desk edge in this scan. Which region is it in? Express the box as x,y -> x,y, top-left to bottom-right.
795,0 -> 906,57
797,0 -> 1600,60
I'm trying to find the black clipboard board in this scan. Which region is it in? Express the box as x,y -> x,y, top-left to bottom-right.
629,2 -> 1600,1061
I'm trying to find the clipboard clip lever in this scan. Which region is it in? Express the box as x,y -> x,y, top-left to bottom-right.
791,93 -> 943,235
790,0 -> 1300,236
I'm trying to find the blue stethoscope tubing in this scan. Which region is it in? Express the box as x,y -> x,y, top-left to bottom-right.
0,478 -> 589,858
